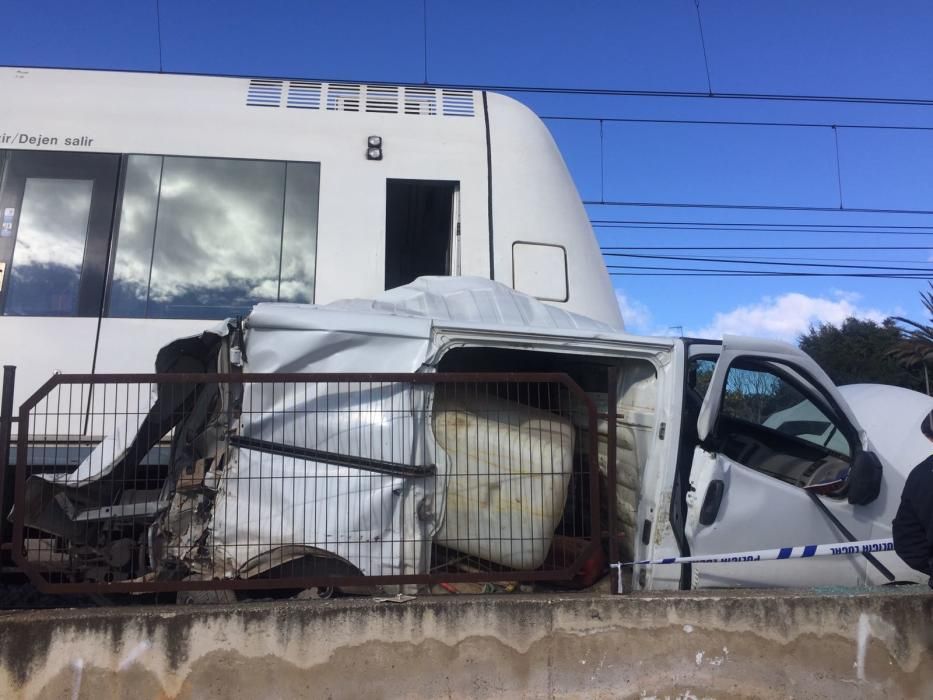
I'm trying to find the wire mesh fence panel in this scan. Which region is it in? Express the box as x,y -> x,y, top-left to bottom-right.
12,373 -> 601,594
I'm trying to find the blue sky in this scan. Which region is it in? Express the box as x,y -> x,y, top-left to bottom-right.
3,0 -> 932,339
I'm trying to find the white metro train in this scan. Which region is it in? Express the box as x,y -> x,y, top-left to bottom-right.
0,67 -> 621,406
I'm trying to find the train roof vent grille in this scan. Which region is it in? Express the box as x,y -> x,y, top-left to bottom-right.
365,85 -> 400,114
246,79 -> 283,107
287,81 -> 322,109
403,86 -> 438,115
441,89 -> 475,117
246,79 -> 475,117
326,83 -> 361,112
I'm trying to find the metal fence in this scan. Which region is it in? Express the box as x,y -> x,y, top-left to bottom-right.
8,371 -> 605,595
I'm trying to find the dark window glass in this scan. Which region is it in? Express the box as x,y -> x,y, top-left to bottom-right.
5,178 -> 93,316
688,357 -> 716,399
109,156 -> 320,319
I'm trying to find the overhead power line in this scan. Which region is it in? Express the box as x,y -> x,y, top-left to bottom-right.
9,61 -> 933,109
587,200 -> 933,216
154,0 -> 163,73
544,115 -> 933,132
602,252 -> 933,273
693,0 -> 714,96
487,84 -> 933,108
600,245 -> 933,251
591,219 -> 933,230
609,272 -> 931,278
607,265 -> 931,279
594,225 -> 933,236
627,254 -> 932,265
592,222 -> 933,236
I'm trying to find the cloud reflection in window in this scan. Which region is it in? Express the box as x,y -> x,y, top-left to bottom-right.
5,178 -> 92,316
109,156 -> 319,319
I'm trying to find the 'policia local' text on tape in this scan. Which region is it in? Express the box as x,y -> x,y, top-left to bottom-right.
609,537 -> 894,592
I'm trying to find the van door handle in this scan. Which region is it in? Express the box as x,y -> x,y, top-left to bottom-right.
699,480 -> 725,526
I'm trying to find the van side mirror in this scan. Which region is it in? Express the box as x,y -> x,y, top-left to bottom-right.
847,450 -> 882,505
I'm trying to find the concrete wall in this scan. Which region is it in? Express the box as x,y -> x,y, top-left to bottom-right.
0,588 -> 930,699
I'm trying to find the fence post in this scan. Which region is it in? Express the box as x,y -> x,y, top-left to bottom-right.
0,366 -> 15,553
606,366 -> 620,593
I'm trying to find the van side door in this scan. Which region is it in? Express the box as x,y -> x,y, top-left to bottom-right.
682,335 -> 896,588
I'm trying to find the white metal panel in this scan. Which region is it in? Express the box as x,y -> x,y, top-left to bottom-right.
0,317 -> 97,409
512,242 -> 567,301
85,318 -> 215,439
94,318 -> 215,373
486,92 -> 622,328
838,384 -> 933,478
838,383 -> 933,585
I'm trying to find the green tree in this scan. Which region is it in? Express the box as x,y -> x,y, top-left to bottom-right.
888,283 -> 933,396
798,317 -> 925,392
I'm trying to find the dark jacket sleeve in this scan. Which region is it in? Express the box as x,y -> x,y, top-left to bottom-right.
892,455 -> 933,576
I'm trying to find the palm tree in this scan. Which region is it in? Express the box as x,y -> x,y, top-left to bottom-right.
888,283 -> 933,397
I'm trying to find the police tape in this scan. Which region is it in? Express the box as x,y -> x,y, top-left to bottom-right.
609,538 -> 895,592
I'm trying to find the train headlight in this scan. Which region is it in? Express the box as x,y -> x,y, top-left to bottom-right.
366,135 -> 383,160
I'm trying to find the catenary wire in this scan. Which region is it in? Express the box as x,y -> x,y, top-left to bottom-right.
543,115 -> 933,132
600,246 -> 933,251
8,62 -> 933,108
590,220 -> 933,230
603,253 -> 933,265
586,200 -> 933,216
693,0 -> 714,96
593,224 -> 933,236
609,272 -> 932,277
601,252 -> 933,272
592,224 -> 933,238
606,267 -> 931,278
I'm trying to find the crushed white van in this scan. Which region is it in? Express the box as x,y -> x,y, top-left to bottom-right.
19,277 -> 932,590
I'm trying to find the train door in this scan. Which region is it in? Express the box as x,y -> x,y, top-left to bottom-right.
0,150 -> 120,408
384,179 -> 459,290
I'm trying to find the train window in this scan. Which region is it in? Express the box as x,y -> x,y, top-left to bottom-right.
108,156 -> 320,319
385,179 -> 457,290
4,178 -> 93,316
107,155 -> 161,317
279,162 -> 320,304
0,150 -> 121,318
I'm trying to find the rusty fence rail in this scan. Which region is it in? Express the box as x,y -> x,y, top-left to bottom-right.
10,372 -> 605,595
